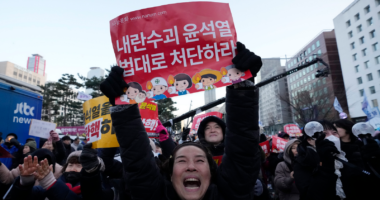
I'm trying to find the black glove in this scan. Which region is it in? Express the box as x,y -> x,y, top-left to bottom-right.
10,138 -> 20,147
316,133 -> 339,171
100,66 -> 129,106
232,42 -> 262,79
80,143 -> 99,171
361,138 -> 380,160
181,128 -> 190,141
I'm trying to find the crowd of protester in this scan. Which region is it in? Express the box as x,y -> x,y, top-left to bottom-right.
0,42 -> 379,200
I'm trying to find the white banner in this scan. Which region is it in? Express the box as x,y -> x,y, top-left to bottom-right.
29,119 -> 57,139
77,92 -> 93,101
334,97 -> 343,113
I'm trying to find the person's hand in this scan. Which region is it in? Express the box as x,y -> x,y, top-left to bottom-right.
254,179 -> 263,196
232,42 -> 262,79
80,143 -> 99,171
19,155 -> 38,176
33,159 -> 52,181
10,138 -> 20,147
290,171 -> 294,179
100,66 -> 129,106
181,128 -> 190,141
48,131 -> 60,143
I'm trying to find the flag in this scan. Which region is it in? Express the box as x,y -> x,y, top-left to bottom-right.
362,91 -> 373,120
334,97 -> 343,113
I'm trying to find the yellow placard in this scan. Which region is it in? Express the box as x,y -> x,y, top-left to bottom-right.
83,96 -> 119,148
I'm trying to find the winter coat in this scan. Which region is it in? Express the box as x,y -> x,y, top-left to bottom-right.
0,162 -> 63,185
274,139 -> 299,200
0,143 -> 18,169
293,142 -> 339,200
111,86 -> 261,200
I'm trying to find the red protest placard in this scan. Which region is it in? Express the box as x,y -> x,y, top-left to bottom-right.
0,146 -> 14,158
259,141 -> 270,157
190,111 -> 223,134
284,124 -> 302,137
111,2 -> 252,105
139,102 -> 159,138
271,136 -> 288,153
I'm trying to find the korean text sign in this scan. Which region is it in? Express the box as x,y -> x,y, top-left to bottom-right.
138,102 -> 160,138
271,136 -> 287,153
110,2 -> 252,105
29,119 -> 56,139
284,124 -> 302,137
259,141 -> 270,157
190,111 -> 223,134
83,96 -> 117,148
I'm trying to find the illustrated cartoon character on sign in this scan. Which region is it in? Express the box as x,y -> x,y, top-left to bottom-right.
221,64 -> 245,84
146,77 -> 168,100
167,73 -> 192,96
192,69 -> 222,91
120,82 -> 146,104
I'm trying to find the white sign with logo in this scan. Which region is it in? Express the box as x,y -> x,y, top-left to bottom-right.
77,92 -> 93,101
13,102 -> 35,124
29,119 -> 57,139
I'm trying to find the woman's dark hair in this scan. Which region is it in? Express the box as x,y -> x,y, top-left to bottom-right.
174,74 -> 192,88
201,74 -> 217,80
128,82 -> 143,92
333,119 -> 356,141
162,142 -> 217,182
318,120 -> 337,132
61,156 -> 80,173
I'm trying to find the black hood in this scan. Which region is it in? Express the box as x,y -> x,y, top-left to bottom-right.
31,148 -> 56,173
197,116 -> 226,142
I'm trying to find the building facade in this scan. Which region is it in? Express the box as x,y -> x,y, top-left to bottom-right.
285,30 -> 348,125
0,61 -> 46,86
259,58 -> 292,134
333,0 -> 380,121
27,54 -> 46,76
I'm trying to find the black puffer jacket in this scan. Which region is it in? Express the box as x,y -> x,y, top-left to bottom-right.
111,86 -> 261,200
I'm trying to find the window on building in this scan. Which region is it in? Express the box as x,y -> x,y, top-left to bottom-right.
353,53 -> 357,61
13,71 -> 17,76
357,77 -> 363,84
306,67 -> 310,73
360,89 -> 364,96
316,41 -> 320,47
324,88 -> 328,94
323,78 -> 327,84
357,25 -> 362,32
355,13 -> 360,20
18,74 -> 22,77
317,80 -> 321,87
373,43 -> 379,51
348,31 -> 353,38
346,20 -> 351,27
318,50 -> 322,55
367,17 -> 373,26
37,81 -> 40,85
308,48 -> 311,54
360,36 -> 365,44
312,44 -> 315,50
365,60 -> 370,68
28,77 -> 31,81
303,70 -> 306,75
372,99 -> 379,107
362,48 -> 367,56
367,73 -> 373,81
370,86 -> 376,94
351,42 -> 355,49
24,76 -> 27,79
370,30 -> 376,38
355,65 -> 359,72
33,79 -> 36,82
364,5 -> 370,13
310,64 -> 314,70
376,56 -> 380,64
378,70 -> 380,77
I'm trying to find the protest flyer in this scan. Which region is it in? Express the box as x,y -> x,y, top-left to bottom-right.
284,124 -> 302,137
29,119 -> 56,139
138,102 -> 160,138
271,136 -> 288,153
110,2 -> 252,105
190,111 -> 223,134
259,140 -> 270,157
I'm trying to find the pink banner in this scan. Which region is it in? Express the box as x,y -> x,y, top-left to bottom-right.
57,126 -> 85,136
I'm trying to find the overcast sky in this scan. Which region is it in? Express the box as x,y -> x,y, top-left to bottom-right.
0,0 -> 353,116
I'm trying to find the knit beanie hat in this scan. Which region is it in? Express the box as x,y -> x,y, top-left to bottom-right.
61,136 -> 71,141
66,150 -> 82,164
25,141 -> 37,152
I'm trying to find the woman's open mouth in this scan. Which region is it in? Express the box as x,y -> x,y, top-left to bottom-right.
183,178 -> 201,191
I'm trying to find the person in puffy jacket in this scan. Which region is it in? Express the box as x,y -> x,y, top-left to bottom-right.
100,41 -> 262,200
274,139 -> 300,200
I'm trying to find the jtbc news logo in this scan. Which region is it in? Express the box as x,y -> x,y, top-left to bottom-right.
14,102 -> 35,116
